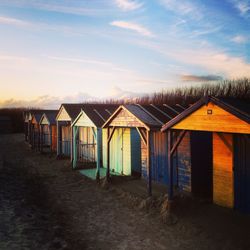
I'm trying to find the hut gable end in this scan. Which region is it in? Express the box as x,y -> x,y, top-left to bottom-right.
110,108 -> 145,128
40,115 -> 49,125
74,111 -> 96,127
173,102 -> 250,134
57,106 -> 71,121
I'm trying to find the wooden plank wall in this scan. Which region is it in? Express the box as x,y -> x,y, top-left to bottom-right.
130,128 -> 141,174
110,109 -> 144,127
177,132 -> 191,192
51,125 -> 57,152
213,132 -> 233,208
151,131 -> 168,185
173,102 -> 250,134
141,138 -> 147,179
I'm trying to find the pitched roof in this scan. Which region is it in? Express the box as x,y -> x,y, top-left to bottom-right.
161,96 -> 250,132
60,104 -> 85,121
41,110 -> 58,125
103,103 -> 187,130
31,110 -> 56,124
81,104 -> 119,127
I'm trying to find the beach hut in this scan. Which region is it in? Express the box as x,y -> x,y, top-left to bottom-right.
56,104 -> 84,159
71,104 -> 118,178
30,111 -> 44,150
39,110 -> 58,153
103,104 -> 187,196
25,110 -> 43,145
161,96 -> 250,212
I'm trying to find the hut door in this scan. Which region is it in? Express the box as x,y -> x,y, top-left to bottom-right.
234,135 -> 250,213
122,128 -> 131,176
191,131 -> 213,198
62,126 -> 71,156
110,128 -> 123,174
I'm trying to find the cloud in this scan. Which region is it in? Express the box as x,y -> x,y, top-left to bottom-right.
110,21 -> 154,37
231,35 -> 248,43
0,87 -> 145,108
115,0 -> 143,11
0,16 -> 30,27
180,74 -> 223,82
159,0 -> 203,20
0,0 -> 110,16
0,92 -> 95,109
234,1 -> 250,15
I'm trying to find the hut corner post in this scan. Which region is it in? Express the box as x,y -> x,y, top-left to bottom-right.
40,124 -> 43,153
49,125 -> 53,153
147,130 -> 152,197
72,126 -> 78,169
106,127 -> 110,182
95,128 -> 101,181
70,122 -> 74,163
56,121 -> 61,157
106,127 -> 115,182
167,130 -> 174,207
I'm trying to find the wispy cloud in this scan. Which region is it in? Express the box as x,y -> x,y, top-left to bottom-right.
231,35 -> 248,43
110,20 -> 154,37
0,16 -> 30,27
159,0 -> 203,20
0,0 -> 111,16
115,0 -> 143,11
180,74 -> 223,82
234,1 -> 250,15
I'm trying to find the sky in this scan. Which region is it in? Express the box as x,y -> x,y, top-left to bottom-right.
0,0 -> 250,108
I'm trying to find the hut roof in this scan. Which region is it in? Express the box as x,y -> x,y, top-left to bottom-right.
80,104 -> 119,127
161,96 -> 250,132
40,110 -> 58,125
59,104 -> 85,121
103,103 -> 187,130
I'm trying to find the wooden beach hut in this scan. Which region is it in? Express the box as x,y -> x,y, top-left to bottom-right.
103,104 -> 188,196
26,110 -> 41,144
161,96 -> 250,212
39,110 -> 58,153
71,104 -> 118,178
30,111 -> 44,150
56,104 -> 84,160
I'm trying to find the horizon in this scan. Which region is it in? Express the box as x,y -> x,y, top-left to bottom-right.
0,0 -> 250,108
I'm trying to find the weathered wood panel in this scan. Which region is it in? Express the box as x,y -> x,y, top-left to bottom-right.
173,102 -> 250,134
122,128 -> 131,175
57,106 -> 71,121
110,109 -> 145,127
130,128 -> 141,174
40,115 -> 49,125
213,132 -> 233,208
74,111 -> 95,127
151,131 -> 168,185
51,125 -> 57,152
102,128 -> 107,168
177,132 -> 191,192
141,138 -> 147,179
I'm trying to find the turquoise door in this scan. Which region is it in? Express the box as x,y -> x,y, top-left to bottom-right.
110,128 -> 123,174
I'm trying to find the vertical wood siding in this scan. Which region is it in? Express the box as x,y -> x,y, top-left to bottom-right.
213,132 -> 233,208
151,131 -> 168,185
177,132 -> 192,192
61,126 -> 71,156
51,125 -> 57,152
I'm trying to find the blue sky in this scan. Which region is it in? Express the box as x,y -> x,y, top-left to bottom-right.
0,0 -> 249,108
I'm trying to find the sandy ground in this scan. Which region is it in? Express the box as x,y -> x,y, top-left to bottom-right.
1,134 -> 250,250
